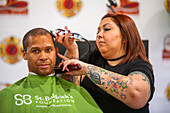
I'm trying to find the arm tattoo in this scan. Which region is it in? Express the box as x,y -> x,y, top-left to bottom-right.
129,71 -> 150,85
69,56 -> 76,59
129,71 -> 151,97
87,66 -> 151,101
120,93 -> 127,100
87,65 -> 101,85
87,65 -> 128,94
108,73 -> 128,94
129,77 -> 133,85
64,75 -> 78,83
72,76 -> 79,83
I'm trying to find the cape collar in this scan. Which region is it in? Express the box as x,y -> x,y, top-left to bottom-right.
28,72 -> 54,76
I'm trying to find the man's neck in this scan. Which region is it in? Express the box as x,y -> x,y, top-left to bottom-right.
28,72 -> 54,76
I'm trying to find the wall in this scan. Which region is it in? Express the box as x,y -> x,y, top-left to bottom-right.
0,0 -> 170,112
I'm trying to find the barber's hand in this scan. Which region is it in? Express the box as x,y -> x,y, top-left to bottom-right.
55,26 -> 78,52
57,53 -> 82,71
58,58 -> 87,76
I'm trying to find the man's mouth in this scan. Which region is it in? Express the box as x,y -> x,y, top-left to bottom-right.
39,64 -> 49,68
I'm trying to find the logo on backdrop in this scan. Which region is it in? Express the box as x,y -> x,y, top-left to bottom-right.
162,34 -> 170,60
56,0 -> 82,17
0,0 -> 28,14
165,0 -> 170,15
0,82 -> 10,91
106,0 -> 139,15
165,83 -> 170,101
0,36 -> 23,64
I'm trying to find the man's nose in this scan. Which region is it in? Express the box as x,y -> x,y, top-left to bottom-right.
40,52 -> 47,60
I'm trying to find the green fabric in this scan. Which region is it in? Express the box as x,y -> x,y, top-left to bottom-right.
0,74 -> 102,113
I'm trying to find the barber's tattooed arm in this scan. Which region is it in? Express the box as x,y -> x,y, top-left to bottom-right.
64,47 -> 79,60
58,74 -> 81,85
86,65 -> 151,109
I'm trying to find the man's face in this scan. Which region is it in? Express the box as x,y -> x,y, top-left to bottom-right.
23,34 -> 56,76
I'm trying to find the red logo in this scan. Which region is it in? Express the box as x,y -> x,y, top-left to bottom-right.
0,36 -> 23,64
0,0 -> 28,14
107,0 -> 139,15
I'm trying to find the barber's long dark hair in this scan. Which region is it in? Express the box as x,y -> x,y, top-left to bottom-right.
101,13 -> 151,65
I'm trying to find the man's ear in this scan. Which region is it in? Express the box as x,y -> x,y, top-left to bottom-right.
56,48 -> 58,57
22,50 -> 27,60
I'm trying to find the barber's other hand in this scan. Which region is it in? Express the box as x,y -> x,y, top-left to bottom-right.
55,26 -> 78,52
58,59 -> 87,76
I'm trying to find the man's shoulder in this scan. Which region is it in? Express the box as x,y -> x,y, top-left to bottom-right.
0,77 -> 27,93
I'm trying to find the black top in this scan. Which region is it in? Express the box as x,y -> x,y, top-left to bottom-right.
80,49 -> 155,113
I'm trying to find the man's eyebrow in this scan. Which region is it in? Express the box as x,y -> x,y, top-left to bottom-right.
31,46 -> 54,49
30,47 -> 40,50
45,46 -> 54,48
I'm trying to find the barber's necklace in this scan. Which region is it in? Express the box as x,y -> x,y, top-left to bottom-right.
107,55 -> 126,61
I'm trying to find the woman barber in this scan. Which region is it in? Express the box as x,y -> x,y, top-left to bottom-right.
55,13 -> 155,113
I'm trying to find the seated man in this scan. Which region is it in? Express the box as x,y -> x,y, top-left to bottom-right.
0,27 -> 102,113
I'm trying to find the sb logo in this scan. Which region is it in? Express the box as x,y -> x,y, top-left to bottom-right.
14,94 -> 32,106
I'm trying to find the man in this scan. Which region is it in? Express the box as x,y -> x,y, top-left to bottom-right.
0,28 -> 102,113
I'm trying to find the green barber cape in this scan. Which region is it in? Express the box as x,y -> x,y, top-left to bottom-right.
0,74 -> 103,113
